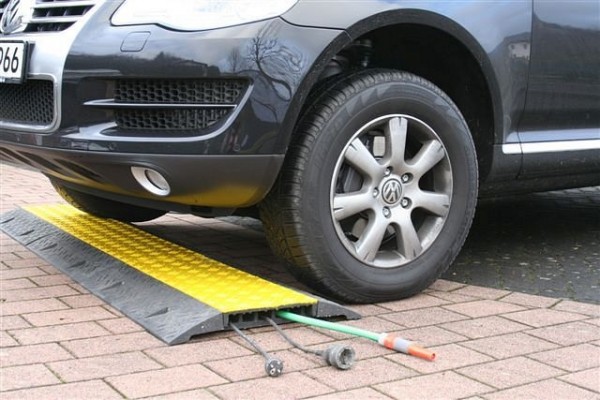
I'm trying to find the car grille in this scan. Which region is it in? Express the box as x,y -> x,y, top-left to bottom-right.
111,79 -> 248,133
0,80 -> 54,125
0,0 -> 98,33
115,79 -> 246,105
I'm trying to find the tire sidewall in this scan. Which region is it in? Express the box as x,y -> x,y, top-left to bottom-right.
298,73 -> 477,298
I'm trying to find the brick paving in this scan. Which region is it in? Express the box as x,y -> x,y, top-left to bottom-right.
1,162 -> 599,399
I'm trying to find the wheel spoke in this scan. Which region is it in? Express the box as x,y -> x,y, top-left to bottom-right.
355,213 -> 389,262
394,214 -> 423,260
332,191 -> 374,221
413,190 -> 451,217
386,117 -> 408,170
344,138 -> 385,181
409,140 -> 445,178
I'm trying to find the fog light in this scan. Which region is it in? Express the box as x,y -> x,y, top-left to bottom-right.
131,167 -> 171,196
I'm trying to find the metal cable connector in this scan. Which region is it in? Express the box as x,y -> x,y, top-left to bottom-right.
265,317 -> 356,370
230,323 -> 284,377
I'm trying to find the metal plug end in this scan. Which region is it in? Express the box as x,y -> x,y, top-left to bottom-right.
265,358 -> 284,377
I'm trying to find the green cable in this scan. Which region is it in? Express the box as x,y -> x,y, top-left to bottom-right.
276,310 -> 380,342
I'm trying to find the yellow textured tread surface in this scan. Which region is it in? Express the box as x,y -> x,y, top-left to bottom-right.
24,204 -> 317,313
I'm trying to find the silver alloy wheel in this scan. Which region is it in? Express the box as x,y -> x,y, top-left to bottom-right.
330,114 -> 453,268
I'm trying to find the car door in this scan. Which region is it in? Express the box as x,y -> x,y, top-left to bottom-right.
516,0 -> 600,176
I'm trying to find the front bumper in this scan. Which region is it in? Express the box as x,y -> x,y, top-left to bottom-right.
0,1 -> 343,209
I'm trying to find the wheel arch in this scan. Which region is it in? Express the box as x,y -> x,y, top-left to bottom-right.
282,9 -> 502,182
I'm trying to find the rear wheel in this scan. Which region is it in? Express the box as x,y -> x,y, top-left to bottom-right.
51,180 -> 166,223
260,70 -> 478,303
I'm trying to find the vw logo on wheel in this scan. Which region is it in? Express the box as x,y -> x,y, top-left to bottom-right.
0,0 -> 35,35
382,179 -> 402,205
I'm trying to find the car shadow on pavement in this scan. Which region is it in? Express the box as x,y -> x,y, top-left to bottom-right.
444,187 -> 600,304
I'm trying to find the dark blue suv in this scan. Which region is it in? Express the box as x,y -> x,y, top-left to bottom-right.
1,0 -> 598,302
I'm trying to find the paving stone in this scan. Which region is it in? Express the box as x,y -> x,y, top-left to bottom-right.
396,325 -> 469,347
0,278 -> 37,291
528,343 -> 600,372
443,300 -> 526,318
483,378 -> 598,400
0,298 -> 68,316
382,308 -> 468,328
39,265 -> 62,275
10,321 -> 110,344
101,304 -> 124,317
428,279 -> 467,292
0,285 -> 79,302
380,293 -> 450,312
527,321 -> 600,346
558,367 -> 600,393
68,283 -> 90,294
460,332 -> 558,359
304,357 -> 416,390
0,364 -> 61,391
0,252 -> 23,262
387,343 -> 492,373
48,351 -> 162,382
0,315 -> 31,330
205,349 -> 319,381
451,286 -> 511,300
375,371 -> 493,399
61,331 -> 163,358
143,389 -> 220,400
97,317 -> 144,334
308,387 -> 394,400
107,364 -> 228,398
29,274 -> 74,287
0,330 -> 18,347
59,294 -> 106,308
552,300 -> 600,317
0,343 -> 72,367
145,338 -> 254,366
457,356 -> 563,389
500,292 -> 560,308
346,303 -> 391,317
0,267 -> 46,280
428,291 -> 480,303
210,371 -> 333,400
585,318 -> 600,327
2,258 -> 48,269
0,244 -> 26,254
1,380 -> 123,400
441,316 -> 530,339
23,306 -> 116,327
502,309 -> 587,327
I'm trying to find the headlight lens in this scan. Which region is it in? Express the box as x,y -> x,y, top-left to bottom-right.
112,0 -> 298,31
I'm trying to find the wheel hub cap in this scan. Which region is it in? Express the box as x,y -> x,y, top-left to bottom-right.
330,114 -> 453,268
381,179 -> 403,206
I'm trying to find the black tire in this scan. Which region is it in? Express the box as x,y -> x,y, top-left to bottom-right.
51,181 -> 166,223
260,69 -> 478,303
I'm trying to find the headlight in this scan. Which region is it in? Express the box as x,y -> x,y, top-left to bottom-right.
111,0 -> 299,31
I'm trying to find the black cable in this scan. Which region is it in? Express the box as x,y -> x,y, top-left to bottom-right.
230,323 -> 284,377
265,316 -> 356,370
265,317 -> 322,356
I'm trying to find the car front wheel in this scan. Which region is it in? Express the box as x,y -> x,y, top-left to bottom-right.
261,69 -> 478,303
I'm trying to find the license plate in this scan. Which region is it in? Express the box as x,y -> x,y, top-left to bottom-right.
0,41 -> 28,84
